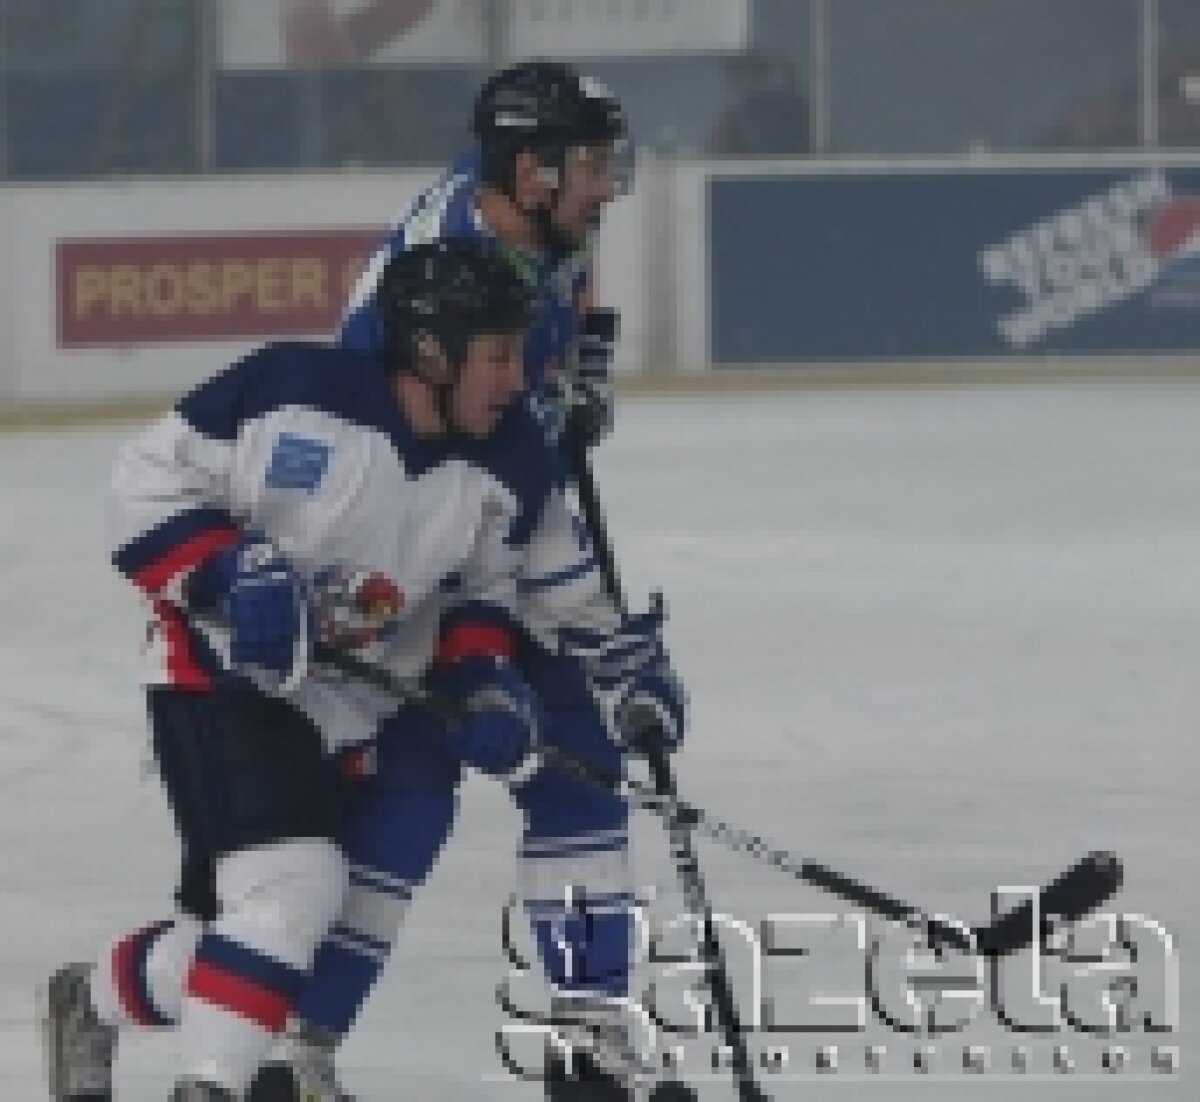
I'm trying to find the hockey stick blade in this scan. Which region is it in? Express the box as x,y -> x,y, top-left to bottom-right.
973,850 -> 1123,958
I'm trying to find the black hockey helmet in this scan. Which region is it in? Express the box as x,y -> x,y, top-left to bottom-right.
377,239 -> 533,383
471,60 -> 631,197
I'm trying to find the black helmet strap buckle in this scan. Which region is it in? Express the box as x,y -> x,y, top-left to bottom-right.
409,329 -> 469,435
503,142 -> 578,257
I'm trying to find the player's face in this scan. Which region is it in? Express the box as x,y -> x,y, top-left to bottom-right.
549,142 -> 623,245
451,331 -> 526,437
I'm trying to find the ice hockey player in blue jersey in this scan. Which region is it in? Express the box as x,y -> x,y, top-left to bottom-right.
340,57 -> 628,446
247,62 -> 692,1102
39,239 -> 623,1101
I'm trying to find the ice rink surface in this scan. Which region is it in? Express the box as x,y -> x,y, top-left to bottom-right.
1,378 -> 1195,1099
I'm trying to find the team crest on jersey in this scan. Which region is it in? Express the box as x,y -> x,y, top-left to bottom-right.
313,567 -> 404,650
266,433 -> 332,492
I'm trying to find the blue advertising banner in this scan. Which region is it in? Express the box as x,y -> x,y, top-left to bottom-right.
709,166 -> 1200,363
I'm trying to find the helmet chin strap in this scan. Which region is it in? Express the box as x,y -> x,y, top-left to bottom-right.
510,152 -> 576,259
431,379 -> 462,436
412,335 -> 467,437
530,203 -> 575,259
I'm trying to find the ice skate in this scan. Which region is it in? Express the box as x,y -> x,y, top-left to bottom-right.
41,962 -> 116,1101
247,1018 -> 354,1101
546,1051 -> 697,1100
545,994 -> 699,1101
168,1080 -> 236,1101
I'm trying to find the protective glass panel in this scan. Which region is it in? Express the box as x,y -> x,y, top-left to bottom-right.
0,0 -> 199,178
828,0 -> 1141,154
213,64 -> 477,171
1158,0 -> 1200,147
554,0 -> 811,159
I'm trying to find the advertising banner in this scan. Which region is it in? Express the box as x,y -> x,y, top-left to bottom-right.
219,0 -> 485,67
219,0 -> 746,68
508,0 -> 747,58
57,229 -> 380,347
709,165 -> 1200,363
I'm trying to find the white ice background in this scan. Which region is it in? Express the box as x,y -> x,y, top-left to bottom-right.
1,379 -> 1195,1098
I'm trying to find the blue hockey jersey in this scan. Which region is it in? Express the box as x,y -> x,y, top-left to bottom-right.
339,151 -> 592,440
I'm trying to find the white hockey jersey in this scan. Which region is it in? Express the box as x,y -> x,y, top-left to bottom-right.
110,341 -> 612,749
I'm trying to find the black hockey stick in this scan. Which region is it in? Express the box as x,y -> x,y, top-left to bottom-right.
314,640 -> 1122,960
561,414 -> 767,1100
313,636 -> 764,1098
561,409 -> 1123,958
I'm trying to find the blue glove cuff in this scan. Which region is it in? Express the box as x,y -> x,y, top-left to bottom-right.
184,538 -> 244,612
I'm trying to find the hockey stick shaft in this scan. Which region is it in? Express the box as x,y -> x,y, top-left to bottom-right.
561,417 -> 1122,960
562,418 -> 625,609
564,417 -> 765,1099
643,748 -> 768,1101
528,739 -> 1119,956
316,641 -> 1121,959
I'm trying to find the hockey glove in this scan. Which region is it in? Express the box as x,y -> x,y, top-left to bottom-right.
191,536 -> 311,690
615,655 -> 687,755
431,657 -> 541,778
567,308 -> 618,447
560,603 -> 687,753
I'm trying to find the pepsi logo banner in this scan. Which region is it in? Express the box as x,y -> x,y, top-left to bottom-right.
710,165 -> 1200,364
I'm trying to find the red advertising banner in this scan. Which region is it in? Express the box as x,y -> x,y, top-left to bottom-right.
57,229 -> 383,347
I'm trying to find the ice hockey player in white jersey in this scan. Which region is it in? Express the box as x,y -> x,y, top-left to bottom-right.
40,238 -> 648,1101
244,62 -> 693,1102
